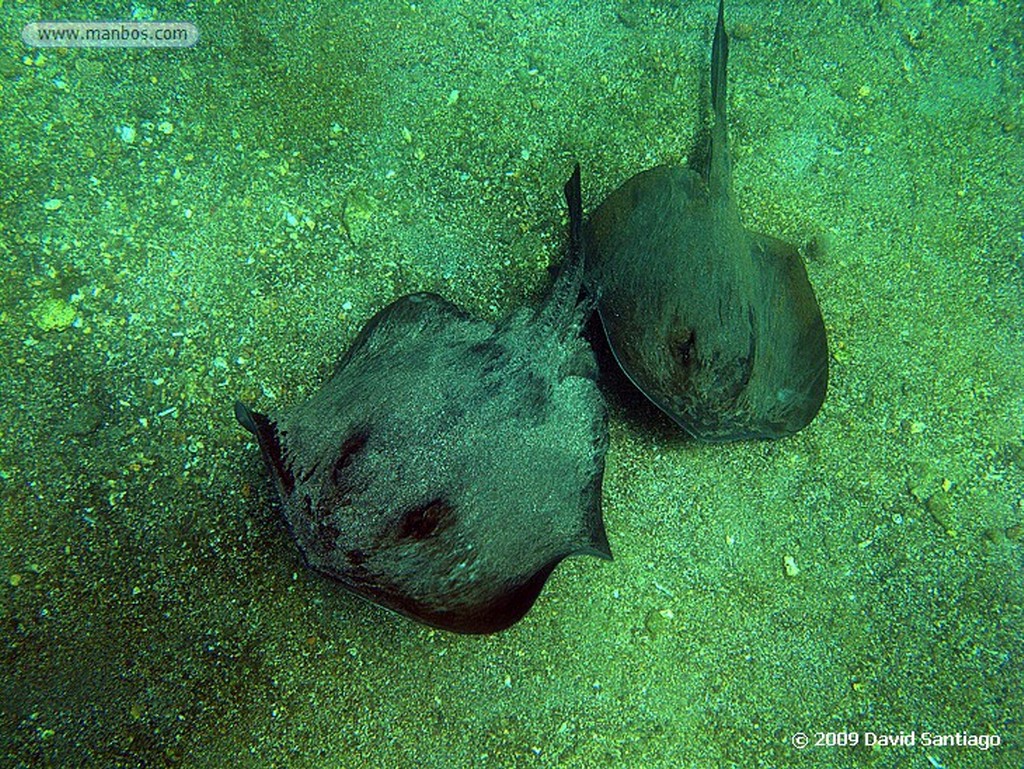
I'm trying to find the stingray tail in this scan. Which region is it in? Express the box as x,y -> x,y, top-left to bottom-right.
708,0 -> 732,196
538,164 -> 590,331
565,162 -> 583,255
711,0 -> 728,126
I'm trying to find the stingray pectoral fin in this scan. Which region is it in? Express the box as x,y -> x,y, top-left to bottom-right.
335,292 -> 469,370
577,467 -> 613,560
575,538 -> 613,561
583,514 -> 613,559
234,400 -> 259,434
454,561 -> 563,634
752,233 -> 829,432
360,559 -> 565,635
594,304 -> 704,439
569,501 -> 612,561
234,400 -> 295,496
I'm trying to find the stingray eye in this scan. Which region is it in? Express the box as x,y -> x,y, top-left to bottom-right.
397,498 -> 454,541
670,328 -> 697,369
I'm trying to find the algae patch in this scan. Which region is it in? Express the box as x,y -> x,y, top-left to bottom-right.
32,297 -> 76,332
341,189 -> 379,247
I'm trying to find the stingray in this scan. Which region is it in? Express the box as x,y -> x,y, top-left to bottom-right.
235,166 -> 610,634
583,0 -> 828,441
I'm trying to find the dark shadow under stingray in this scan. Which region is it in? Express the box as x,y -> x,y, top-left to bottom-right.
235,167 -> 610,634
582,0 -> 829,442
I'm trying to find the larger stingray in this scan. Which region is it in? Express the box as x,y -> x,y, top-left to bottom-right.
583,0 -> 828,441
235,167 -> 610,634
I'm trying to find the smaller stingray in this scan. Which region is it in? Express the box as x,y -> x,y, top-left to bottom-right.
583,0 -> 828,441
235,166 -> 610,634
